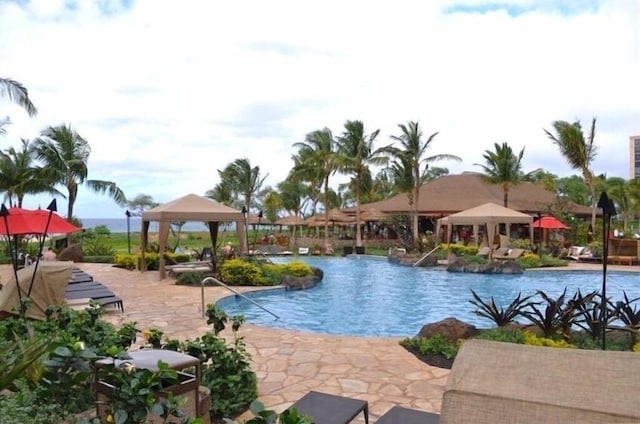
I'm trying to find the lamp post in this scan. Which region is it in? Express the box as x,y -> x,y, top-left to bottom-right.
597,192 -> 616,350
536,211 -> 542,254
241,206 -> 249,254
253,210 -> 263,246
125,210 -> 131,254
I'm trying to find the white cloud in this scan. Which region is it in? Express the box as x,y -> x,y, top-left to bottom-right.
1,0 -> 638,218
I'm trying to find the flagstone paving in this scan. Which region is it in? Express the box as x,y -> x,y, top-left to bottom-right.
4,260 -> 636,422
74,263 -> 450,421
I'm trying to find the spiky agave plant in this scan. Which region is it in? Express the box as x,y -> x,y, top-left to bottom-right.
469,290 -> 537,327
614,291 -> 640,349
520,288 -> 578,339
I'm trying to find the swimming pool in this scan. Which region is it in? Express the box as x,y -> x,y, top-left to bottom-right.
216,256 -> 640,337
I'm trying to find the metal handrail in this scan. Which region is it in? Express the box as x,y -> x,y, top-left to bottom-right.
200,276 -> 280,319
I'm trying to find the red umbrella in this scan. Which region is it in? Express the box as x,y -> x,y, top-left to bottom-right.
532,216 -> 570,230
0,206 -> 82,235
0,200 -> 82,300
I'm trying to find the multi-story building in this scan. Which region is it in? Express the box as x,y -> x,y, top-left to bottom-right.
631,135 -> 640,179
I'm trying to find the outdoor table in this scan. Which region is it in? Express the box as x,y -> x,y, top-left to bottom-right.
291,391 -> 369,424
95,349 -> 202,418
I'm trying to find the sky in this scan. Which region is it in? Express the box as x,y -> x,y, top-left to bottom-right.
0,0 -> 639,219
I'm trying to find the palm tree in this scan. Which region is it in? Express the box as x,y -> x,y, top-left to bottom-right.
387,121 -> 461,244
0,78 -> 37,117
336,120 -> 388,247
544,118 -> 598,230
218,158 -> 268,212
293,128 -> 339,249
290,147 -> 322,219
0,139 -> 58,206
607,177 -> 640,231
34,124 -> 126,220
474,142 -> 527,208
0,78 -> 37,136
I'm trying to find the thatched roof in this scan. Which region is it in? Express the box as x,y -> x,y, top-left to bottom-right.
346,173 -> 593,217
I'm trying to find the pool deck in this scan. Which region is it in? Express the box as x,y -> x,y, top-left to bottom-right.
2,260 -> 638,422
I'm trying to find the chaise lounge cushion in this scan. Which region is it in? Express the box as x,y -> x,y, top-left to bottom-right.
441,339 -> 640,423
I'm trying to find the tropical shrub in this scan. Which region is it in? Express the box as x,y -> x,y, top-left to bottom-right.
520,289 -> 574,339
224,401 -> 312,424
82,228 -> 117,257
114,254 -> 138,270
517,252 -> 541,268
199,305 -> 257,420
400,334 -> 460,360
614,291 -> 640,349
539,254 -> 569,267
569,290 -> 606,341
1,302 -> 257,423
138,252 -> 160,270
283,261 -> 313,277
176,271 -> 207,286
442,243 -> 479,256
219,259 -> 268,286
474,327 -> 526,344
523,332 -> 576,348
511,238 -> 533,250
469,290 -> 536,327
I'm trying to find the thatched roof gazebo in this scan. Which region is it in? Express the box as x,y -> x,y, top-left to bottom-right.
346,173 -> 594,217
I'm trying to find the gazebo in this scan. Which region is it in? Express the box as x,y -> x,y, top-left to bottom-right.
141,194 -> 247,280
436,202 -> 533,255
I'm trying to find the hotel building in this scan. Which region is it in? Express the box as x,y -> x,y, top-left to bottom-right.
631,135 -> 640,179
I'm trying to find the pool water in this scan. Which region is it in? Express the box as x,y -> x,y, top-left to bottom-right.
216,256 -> 640,337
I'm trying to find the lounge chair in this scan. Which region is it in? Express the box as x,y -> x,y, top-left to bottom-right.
376,406 -> 439,424
298,247 -> 309,255
289,391 -> 369,424
492,247 -> 525,261
568,246 -> 601,263
477,246 -> 491,257
64,279 -> 124,312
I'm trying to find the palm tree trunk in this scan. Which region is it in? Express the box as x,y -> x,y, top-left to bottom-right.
412,182 -> 420,245
323,177 -> 329,249
503,184 -> 508,207
355,173 -> 362,248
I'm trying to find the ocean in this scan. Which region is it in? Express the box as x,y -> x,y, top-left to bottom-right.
80,218 -> 236,233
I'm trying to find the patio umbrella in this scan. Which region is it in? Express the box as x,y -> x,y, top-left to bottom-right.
0,206 -> 82,235
0,200 -> 82,300
532,216 -> 570,229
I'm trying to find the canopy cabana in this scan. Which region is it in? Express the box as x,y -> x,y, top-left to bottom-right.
141,194 -> 246,280
436,202 -> 533,257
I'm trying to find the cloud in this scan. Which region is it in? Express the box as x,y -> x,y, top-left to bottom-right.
0,0 -> 638,218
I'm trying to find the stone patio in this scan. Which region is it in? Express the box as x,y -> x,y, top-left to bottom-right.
69,263 -> 450,421
2,260 -> 637,422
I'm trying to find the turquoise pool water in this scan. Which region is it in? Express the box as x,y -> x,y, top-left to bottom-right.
216,256 -> 640,337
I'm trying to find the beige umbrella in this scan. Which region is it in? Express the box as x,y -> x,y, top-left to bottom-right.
360,207 -> 389,222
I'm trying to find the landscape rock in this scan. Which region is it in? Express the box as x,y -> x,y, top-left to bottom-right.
57,243 -> 83,262
418,317 -> 479,343
446,256 -> 524,274
282,269 -> 323,291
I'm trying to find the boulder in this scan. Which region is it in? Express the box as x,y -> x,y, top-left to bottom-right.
311,266 -> 324,280
57,243 -> 83,262
447,257 -> 524,274
282,272 -> 322,291
418,317 -> 479,343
